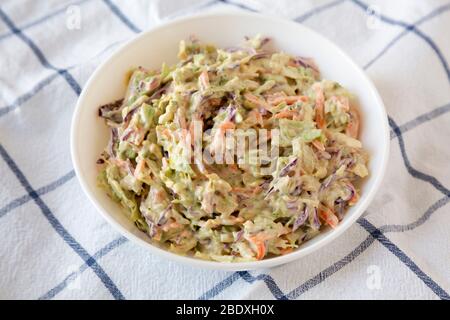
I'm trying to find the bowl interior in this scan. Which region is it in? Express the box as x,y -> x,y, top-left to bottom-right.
71,13 -> 389,270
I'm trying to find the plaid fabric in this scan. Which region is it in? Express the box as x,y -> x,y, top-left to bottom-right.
0,0 -> 449,300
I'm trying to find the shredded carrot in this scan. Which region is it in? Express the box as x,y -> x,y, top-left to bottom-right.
273,110 -> 300,119
313,83 -> 325,128
311,140 -> 325,151
219,121 -> 236,132
349,194 -> 359,206
154,189 -> 167,203
162,221 -> 181,232
253,185 -> 263,195
248,236 -> 266,260
244,93 -> 270,110
232,187 -> 253,194
199,70 -> 210,91
248,108 -> 264,125
162,128 -> 172,139
232,185 -> 262,196
266,92 -> 285,104
255,242 -> 266,260
269,95 -> 309,106
319,208 -> 339,228
231,216 -> 244,223
252,233 -> 273,242
134,159 -> 146,177
279,248 -> 293,255
188,122 -> 194,146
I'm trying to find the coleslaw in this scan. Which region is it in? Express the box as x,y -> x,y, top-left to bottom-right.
96,35 -> 369,262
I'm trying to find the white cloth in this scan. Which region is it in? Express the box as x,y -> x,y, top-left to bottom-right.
0,0 -> 449,300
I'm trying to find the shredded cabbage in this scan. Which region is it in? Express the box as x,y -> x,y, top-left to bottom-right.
96,35 -> 369,262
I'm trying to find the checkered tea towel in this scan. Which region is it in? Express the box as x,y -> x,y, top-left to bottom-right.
0,0 -> 449,299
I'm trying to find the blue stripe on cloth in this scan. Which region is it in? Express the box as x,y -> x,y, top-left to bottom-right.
351,0 -> 414,29
0,8 -> 81,95
0,73 -> 60,118
364,3 -> 450,70
359,218 -> 450,300
197,233 -> 375,300
0,0 -> 91,42
163,0 -> 218,20
198,272 -> 241,300
218,0 -> 258,12
0,144 -> 124,300
0,37 -> 127,119
380,195 -> 450,233
389,116 -> 450,197
410,28 -> 450,83
364,30 -> 409,70
295,0 -> 345,23
284,233 -> 376,299
285,194 -> 450,299
355,0 -> 450,198
351,0 -> 450,83
390,102 -> 450,140
102,0 -> 141,33
286,192 -> 450,299
0,170 -> 75,219
238,271 -> 287,300
39,236 -> 128,300
2,0 -> 445,300
220,0 -> 345,18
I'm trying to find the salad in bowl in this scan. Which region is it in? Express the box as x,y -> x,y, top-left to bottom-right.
95,35 -> 369,262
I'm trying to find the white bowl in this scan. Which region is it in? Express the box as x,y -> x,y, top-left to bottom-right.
71,12 -> 389,271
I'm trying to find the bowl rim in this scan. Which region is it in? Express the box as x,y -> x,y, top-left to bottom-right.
70,11 -> 390,271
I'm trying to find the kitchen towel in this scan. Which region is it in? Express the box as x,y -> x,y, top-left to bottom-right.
0,0 -> 449,299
